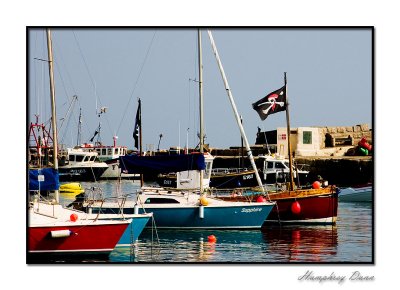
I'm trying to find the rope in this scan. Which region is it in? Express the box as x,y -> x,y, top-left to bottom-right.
116,30 -> 157,136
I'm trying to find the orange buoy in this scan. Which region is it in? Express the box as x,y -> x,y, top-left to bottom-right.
312,181 -> 321,189
208,235 -> 217,243
291,201 -> 301,214
70,213 -> 78,222
256,196 -> 266,202
200,196 -> 209,206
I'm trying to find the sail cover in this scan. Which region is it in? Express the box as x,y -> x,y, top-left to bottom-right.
119,154 -> 206,174
29,168 -> 60,191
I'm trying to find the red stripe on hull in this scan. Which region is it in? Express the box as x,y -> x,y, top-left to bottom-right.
28,223 -> 128,254
266,194 -> 338,223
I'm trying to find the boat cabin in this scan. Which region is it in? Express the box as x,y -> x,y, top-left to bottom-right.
64,148 -> 100,165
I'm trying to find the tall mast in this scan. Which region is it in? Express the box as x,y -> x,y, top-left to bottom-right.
284,72 -> 295,191
207,30 -> 265,192
138,98 -> 144,187
198,29 -> 204,194
46,28 -> 59,203
77,108 -> 82,146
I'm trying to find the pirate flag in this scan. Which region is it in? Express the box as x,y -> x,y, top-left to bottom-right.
133,99 -> 141,149
252,85 -> 286,120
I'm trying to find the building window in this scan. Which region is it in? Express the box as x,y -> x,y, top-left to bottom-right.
303,131 -> 312,144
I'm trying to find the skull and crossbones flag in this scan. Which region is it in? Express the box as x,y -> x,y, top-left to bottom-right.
252,85 -> 286,120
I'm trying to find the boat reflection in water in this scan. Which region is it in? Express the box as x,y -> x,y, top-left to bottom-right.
261,225 -> 338,262
116,225 -> 338,263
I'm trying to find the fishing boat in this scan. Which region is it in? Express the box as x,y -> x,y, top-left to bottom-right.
80,137 -> 138,180
214,72 -> 338,225
57,147 -> 108,181
338,183 -> 372,202
257,154 -> 310,188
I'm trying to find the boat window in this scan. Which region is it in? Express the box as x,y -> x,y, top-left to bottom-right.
267,162 -> 274,169
96,149 -> 101,154
275,162 -> 285,169
108,148 -> 112,155
89,156 -> 96,162
69,155 -> 75,162
75,155 -> 84,162
204,161 -> 213,179
102,149 -> 107,156
144,198 -> 180,204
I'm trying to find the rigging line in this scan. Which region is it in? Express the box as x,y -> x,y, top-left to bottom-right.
72,30 -> 114,140
52,38 -> 78,96
33,30 -> 39,116
72,30 -> 97,97
116,30 -> 157,136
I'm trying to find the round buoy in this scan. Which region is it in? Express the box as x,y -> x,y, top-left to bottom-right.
208,235 -> 217,243
291,201 -> 301,214
256,196 -> 266,202
312,181 -> 321,189
200,196 -> 209,206
70,213 -> 78,222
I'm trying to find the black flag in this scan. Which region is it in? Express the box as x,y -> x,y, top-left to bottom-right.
252,85 -> 286,120
89,123 -> 101,142
133,99 -> 141,149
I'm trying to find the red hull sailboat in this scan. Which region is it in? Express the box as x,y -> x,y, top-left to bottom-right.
216,73 -> 338,224
28,29 -> 132,261
28,203 -> 130,257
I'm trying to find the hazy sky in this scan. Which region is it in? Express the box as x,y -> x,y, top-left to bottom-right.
28,28 -> 372,150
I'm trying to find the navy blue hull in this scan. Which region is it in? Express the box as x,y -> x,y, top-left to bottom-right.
58,166 -> 107,182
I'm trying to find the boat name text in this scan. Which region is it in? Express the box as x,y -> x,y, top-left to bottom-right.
241,207 -> 262,213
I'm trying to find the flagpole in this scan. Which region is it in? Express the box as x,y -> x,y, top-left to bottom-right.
198,29 -> 204,195
284,72 -> 295,191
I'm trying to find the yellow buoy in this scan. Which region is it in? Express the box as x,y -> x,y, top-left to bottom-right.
199,196 -> 209,206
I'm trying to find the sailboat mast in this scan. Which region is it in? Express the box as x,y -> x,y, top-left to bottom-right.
198,29 -> 204,194
284,72 -> 295,191
207,30 -> 265,192
77,108 -> 82,146
139,99 -> 144,187
46,28 -> 59,202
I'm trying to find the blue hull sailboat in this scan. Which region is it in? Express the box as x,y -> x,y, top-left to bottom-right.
72,29 -> 276,230
83,153 -> 274,229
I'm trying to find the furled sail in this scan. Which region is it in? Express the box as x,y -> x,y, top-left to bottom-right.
119,154 -> 206,174
29,168 -> 60,191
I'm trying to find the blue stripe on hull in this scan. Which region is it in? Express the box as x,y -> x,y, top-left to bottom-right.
116,216 -> 151,245
138,205 -> 273,229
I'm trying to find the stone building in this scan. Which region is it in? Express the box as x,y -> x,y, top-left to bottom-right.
255,123 -> 372,157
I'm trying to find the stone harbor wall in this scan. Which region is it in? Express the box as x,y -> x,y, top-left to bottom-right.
321,124 -> 372,148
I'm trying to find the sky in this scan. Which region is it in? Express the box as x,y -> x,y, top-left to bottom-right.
28,28 -> 372,151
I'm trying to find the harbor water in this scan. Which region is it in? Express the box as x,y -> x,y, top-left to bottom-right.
57,180 -> 372,263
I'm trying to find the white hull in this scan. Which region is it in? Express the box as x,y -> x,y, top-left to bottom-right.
100,164 -> 139,179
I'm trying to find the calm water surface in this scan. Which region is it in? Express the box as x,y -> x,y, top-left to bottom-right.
57,180 -> 373,263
